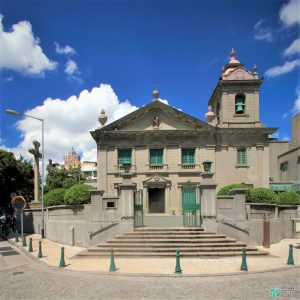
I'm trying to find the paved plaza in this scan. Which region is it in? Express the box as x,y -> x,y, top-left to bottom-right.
1,235 -> 300,299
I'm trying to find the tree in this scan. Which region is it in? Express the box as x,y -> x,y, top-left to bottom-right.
0,149 -> 34,205
45,163 -> 86,192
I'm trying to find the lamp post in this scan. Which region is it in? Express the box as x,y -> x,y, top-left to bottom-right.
6,109 -> 45,239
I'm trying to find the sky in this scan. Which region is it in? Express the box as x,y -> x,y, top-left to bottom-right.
0,0 -> 300,165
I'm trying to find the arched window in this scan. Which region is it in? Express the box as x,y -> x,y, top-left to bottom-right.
235,94 -> 245,114
216,102 -> 220,122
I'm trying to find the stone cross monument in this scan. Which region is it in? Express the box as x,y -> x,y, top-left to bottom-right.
29,140 -> 42,202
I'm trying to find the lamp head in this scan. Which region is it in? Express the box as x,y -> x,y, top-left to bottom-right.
5,109 -> 21,116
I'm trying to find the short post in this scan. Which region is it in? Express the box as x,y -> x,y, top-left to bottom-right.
109,249 -> 116,272
59,247 -> 65,268
22,234 -> 27,247
263,213 -> 270,248
287,244 -> 294,265
38,241 -> 43,258
175,249 -> 182,274
9,227 -> 14,238
15,230 -> 19,242
28,238 -> 33,252
240,248 -> 248,271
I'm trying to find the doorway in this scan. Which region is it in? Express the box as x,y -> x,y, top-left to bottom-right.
148,188 -> 165,213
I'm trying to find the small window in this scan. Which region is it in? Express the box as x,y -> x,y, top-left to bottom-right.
107,202 -> 115,208
280,162 -> 288,172
297,156 -> 300,164
182,149 -> 195,165
237,148 -> 247,165
150,149 -> 163,165
118,149 -> 131,165
235,94 -> 245,114
216,103 -> 220,122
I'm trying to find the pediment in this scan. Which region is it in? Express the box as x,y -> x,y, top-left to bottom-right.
98,100 -> 214,132
143,174 -> 171,187
223,67 -> 256,80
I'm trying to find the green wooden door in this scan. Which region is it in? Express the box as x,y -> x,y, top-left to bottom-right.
182,187 -> 201,227
134,190 -> 143,227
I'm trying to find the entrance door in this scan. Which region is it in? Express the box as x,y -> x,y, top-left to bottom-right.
148,188 -> 165,213
182,186 -> 201,227
134,190 -> 143,227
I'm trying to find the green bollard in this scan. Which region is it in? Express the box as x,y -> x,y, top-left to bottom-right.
15,230 -> 19,242
28,238 -> 33,252
22,234 -> 27,247
109,249 -> 116,272
9,227 -> 14,238
175,249 -> 182,274
287,244 -> 294,265
59,247 -> 65,268
38,241 -> 43,258
240,248 -> 248,271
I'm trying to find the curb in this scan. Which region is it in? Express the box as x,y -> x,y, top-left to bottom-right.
1,234 -> 300,278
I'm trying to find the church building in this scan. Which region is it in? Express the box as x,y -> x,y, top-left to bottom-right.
91,50 -> 276,227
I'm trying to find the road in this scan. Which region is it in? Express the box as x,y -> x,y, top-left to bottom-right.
0,236 -> 299,300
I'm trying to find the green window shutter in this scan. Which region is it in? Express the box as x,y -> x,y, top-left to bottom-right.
118,149 -> 132,165
182,187 -> 199,211
237,149 -> 247,165
182,149 -> 195,165
150,149 -> 163,165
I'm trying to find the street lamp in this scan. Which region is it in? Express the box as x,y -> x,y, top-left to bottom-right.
5,109 -> 45,239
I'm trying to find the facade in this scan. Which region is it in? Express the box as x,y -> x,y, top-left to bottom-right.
269,112 -> 300,192
91,50 -> 276,226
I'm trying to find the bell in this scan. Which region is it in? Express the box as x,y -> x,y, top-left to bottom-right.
236,104 -> 244,113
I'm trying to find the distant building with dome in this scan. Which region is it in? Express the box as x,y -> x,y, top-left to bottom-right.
64,147 -> 81,169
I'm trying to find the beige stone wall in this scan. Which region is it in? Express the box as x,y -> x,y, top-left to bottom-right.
97,144 -> 269,213
220,89 -> 260,127
278,148 -> 300,182
269,141 -> 289,181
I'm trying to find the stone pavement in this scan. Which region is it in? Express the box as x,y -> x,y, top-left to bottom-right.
1,234 -> 300,299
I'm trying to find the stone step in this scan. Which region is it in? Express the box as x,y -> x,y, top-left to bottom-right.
77,250 -> 268,257
96,242 -> 247,248
105,238 -> 236,243
114,234 -> 227,239
123,231 -> 217,235
134,227 -> 204,231
88,246 -> 255,253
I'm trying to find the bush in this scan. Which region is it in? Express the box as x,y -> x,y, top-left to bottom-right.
64,184 -> 94,205
44,188 -> 67,207
276,192 -> 300,205
217,183 -> 250,196
246,188 -> 279,204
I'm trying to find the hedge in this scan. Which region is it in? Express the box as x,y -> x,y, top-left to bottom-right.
276,192 -> 300,205
246,188 -> 279,204
217,183 -> 250,196
44,188 -> 67,207
64,184 -> 94,205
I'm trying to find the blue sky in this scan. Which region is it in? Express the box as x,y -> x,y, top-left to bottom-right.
0,0 -> 299,163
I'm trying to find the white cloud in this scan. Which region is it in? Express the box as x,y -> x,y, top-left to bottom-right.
4,84 -> 138,164
293,88 -> 300,113
253,19 -> 273,42
158,98 -> 169,105
284,38 -> 300,56
65,59 -> 78,76
265,59 -> 300,77
279,0 -> 300,27
0,15 -> 56,75
54,42 -> 75,55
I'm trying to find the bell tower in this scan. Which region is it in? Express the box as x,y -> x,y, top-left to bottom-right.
206,49 -> 263,128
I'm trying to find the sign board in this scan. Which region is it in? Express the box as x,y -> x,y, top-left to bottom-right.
12,195 -> 26,210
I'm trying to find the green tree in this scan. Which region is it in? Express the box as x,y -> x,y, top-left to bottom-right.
0,149 -> 34,205
45,164 -> 86,192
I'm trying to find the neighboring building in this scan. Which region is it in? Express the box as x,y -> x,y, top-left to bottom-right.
269,112 -> 300,193
64,147 -> 81,168
91,49 -> 276,225
81,161 -> 97,179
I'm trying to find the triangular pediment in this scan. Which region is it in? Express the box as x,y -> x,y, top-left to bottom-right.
143,174 -> 171,187
223,66 -> 256,80
97,100 -> 214,132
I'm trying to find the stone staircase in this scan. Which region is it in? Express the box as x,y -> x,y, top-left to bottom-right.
77,227 -> 268,257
